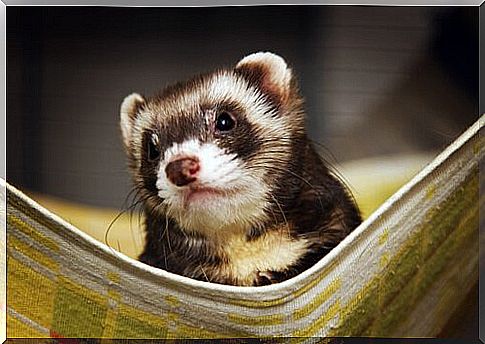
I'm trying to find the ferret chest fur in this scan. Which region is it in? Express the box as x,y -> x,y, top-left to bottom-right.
221,226 -> 309,285
120,52 -> 362,286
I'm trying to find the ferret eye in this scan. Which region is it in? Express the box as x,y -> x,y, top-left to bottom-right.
215,112 -> 236,132
147,133 -> 160,161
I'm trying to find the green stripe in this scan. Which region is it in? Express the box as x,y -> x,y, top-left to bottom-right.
371,202 -> 478,336
330,169 -> 478,336
52,276 -> 108,338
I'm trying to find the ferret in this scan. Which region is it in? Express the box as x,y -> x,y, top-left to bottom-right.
120,52 -> 361,286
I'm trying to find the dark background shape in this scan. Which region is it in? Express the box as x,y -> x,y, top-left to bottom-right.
7,6 -> 478,207
5,6 -> 480,339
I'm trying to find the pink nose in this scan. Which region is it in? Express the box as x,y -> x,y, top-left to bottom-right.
165,157 -> 200,187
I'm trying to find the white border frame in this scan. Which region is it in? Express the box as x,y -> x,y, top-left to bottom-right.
0,2 -> 481,343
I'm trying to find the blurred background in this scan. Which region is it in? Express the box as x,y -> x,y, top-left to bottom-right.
7,6 -> 478,208
6,5 -> 480,338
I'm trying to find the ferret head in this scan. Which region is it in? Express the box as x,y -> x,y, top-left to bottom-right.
120,52 -> 306,238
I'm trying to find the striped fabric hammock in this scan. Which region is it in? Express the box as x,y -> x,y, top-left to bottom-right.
3,115 -> 483,339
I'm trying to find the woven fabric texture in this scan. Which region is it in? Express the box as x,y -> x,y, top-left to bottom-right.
5,116 -> 483,339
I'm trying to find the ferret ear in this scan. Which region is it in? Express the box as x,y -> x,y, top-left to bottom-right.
120,93 -> 145,148
235,52 -> 293,105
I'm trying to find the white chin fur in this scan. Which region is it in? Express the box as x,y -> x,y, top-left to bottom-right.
155,139 -> 269,236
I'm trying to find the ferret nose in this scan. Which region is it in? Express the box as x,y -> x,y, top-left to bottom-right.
165,157 -> 200,187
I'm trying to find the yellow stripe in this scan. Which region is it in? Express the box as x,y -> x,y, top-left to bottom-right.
414,202 -> 478,286
7,314 -> 48,338
332,171 -> 479,336
329,278 -> 377,337
8,235 -> 58,274
162,296 -> 181,339
378,228 -> 389,246
107,271 -> 120,284
169,322 -> 237,339
228,295 -> 288,308
472,137 -> 481,155
164,295 -> 180,308
425,184 -> 437,200
292,300 -> 341,338
292,278 -> 341,320
228,312 -> 285,326
291,264 -> 333,299
167,311 -> 179,324
230,265 -> 334,308
379,252 -> 390,269
374,204 -> 479,336
7,258 -> 57,332
103,272 -> 121,338
8,214 -> 59,252
165,314 -> 181,339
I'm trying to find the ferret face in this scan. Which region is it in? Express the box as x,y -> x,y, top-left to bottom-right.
120,52 -> 305,237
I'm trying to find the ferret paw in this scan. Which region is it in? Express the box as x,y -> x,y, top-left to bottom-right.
254,270 -> 285,286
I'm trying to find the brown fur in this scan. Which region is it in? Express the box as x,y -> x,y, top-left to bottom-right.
121,52 -> 362,286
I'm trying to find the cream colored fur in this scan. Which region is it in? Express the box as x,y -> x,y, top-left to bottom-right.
219,227 -> 308,285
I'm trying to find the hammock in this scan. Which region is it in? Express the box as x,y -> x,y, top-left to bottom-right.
4,115 -> 483,339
